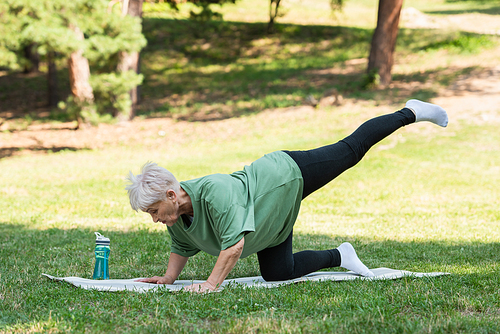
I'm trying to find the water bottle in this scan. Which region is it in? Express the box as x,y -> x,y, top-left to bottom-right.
93,232 -> 110,280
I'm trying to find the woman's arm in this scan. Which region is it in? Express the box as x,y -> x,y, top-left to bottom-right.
184,237 -> 244,293
135,252 -> 189,284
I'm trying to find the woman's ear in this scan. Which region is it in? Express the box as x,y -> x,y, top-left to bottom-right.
166,189 -> 177,201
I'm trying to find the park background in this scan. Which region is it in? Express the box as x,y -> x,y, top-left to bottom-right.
1,0 -> 499,332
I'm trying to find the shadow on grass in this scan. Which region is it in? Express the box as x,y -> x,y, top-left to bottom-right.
392,65 -> 479,89
142,19 -> 372,62
1,222 -> 498,281
135,20 -> 496,120
429,3 -> 500,16
138,19 -> 374,120
0,146 -> 82,160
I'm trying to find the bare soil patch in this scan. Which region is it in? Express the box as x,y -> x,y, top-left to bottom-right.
1,63 -> 499,160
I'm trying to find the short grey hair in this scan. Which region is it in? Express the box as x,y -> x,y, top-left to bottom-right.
125,162 -> 181,212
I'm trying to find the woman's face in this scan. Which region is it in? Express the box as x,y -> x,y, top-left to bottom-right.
145,191 -> 179,227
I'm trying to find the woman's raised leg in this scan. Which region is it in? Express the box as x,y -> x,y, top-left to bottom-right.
285,100 -> 448,199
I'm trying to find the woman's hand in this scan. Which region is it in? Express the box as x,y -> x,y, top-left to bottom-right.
183,281 -> 217,293
135,253 -> 189,285
183,238 -> 245,293
135,275 -> 174,284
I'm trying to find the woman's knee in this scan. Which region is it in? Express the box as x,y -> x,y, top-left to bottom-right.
261,272 -> 287,282
260,268 -> 293,282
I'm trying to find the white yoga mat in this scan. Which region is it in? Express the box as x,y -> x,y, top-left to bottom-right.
43,268 -> 448,293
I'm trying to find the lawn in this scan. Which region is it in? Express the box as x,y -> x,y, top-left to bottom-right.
136,0 -> 500,120
1,0 -> 500,333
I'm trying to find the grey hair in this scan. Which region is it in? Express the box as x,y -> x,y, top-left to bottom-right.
125,161 -> 180,212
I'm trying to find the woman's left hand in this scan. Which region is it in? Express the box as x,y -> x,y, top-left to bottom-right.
183,281 -> 217,293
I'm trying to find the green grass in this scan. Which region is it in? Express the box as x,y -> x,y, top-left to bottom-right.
136,18 -> 498,120
1,106 -> 500,333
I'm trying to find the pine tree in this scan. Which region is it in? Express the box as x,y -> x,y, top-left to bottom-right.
0,0 -> 146,124
0,2 -> 22,69
116,0 -> 144,121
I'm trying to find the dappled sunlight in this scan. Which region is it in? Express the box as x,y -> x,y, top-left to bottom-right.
0,186 -> 30,196
2,318 -> 72,334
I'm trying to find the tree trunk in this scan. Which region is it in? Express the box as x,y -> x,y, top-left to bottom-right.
47,51 -> 58,107
367,0 -> 403,87
267,0 -> 281,34
23,44 -> 39,74
67,25 -> 94,104
116,0 -> 144,121
67,25 -> 94,127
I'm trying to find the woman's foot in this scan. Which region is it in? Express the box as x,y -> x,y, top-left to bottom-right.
337,242 -> 375,277
405,99 -> 449,127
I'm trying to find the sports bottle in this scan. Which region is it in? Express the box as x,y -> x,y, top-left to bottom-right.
93,232 -> 110,280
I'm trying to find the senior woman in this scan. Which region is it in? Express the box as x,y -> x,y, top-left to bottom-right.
126,99 -> 448,293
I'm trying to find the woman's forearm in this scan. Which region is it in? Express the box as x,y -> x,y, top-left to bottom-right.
164,252 -> 189,283
205,237 -> 245,289
183,237 -> 244,292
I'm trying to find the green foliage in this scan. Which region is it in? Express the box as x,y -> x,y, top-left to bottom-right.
362,68 -> 381,89
330,0 -> 345,11
85,16 -> 147,69
90,71 -> 144,116
0,0 -> 147,123
5,0 -> 93,56
163,0 -> 239,21
57,96 -> 99,125
188,0 -> 238,21
269,0 -> 346,33
0,3 -> 22,68
57,71 -> 145,123
1,0 -> 146,59
57,98 -> 84,123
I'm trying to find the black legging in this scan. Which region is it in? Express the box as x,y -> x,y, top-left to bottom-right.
257,108 -> 416,281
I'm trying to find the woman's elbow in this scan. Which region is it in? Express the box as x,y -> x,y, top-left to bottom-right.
234,237 -> 245,252
228,237 -> 245,256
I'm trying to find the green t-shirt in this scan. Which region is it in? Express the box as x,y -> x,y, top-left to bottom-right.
167,151 -> 303,258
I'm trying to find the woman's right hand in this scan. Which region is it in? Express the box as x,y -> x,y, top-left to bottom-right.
135,275 -> 174,284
